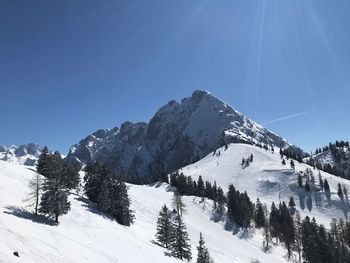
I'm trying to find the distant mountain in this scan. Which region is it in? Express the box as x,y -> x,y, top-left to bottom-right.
0,143 -> 41,166
67,90 -> 302,177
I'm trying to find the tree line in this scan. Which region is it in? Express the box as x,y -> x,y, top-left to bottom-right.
166,171 -> 350,262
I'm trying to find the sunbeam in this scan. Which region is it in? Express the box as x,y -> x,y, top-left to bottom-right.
254,0 -> 267,97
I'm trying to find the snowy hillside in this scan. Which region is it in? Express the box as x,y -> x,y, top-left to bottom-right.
0,160 -> 291,263
180,143 -> 350,225
0,143 -> 41,166
66,90 -> 299,177
306,141 -> 350,179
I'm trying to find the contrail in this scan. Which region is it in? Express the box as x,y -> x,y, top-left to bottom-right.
262,111 -> 308,125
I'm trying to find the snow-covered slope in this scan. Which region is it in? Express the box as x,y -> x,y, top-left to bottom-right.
0,143 -> 41,166
307,143 -> 350,178
180,143 -> 350,225
0,160 -> 289,263
66,90 -> 300,177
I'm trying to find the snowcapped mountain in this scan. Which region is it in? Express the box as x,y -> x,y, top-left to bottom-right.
0,143 -> 41,166
180,143 -> 350,226
67,90 -> 301,177
0,160 -> 289,263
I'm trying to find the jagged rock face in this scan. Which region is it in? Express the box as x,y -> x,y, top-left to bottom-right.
0,143 -> 41,166
67,90 -> 296,177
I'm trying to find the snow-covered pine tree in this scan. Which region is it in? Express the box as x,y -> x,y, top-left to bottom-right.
23,172 -> 42,215
171,215 -> 192,261
196,232 -> 212,263
156,205 -> 174,248
39,151 -> 70,223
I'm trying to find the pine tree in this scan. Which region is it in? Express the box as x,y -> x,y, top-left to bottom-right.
197,176 -> 205,197
294,211 -> 302,263
171,215 -> 192,261
159,169 -> 168,183
196,232 -> 211,263
109,180 -> 135,226
318,172 -> 324,191
156,205 -> 174,248
263,207 -> 271,252
269,202 -> 279,242
36,146 -> 50,177
288,196 -> 296,215
282,159 -> 286,165
290,160 -> 295,170
254,198 -> 266,228
338,183 -> 344,202
61,161 -> 80,190
324,179 -> 331,201
39,151 -> 70,223
298,174 -> 303,188
215,187 -> 225,214
83,162 -> 134,226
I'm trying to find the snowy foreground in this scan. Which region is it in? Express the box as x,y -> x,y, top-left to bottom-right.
0,160 -> 288,263
1,143 -> 349,262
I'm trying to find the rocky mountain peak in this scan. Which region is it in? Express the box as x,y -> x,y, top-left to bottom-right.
67,91 -> 299,177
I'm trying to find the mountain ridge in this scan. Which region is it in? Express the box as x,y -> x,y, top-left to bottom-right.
66,90 -> 301,177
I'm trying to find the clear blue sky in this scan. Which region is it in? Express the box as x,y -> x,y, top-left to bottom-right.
1,0 -> 349,154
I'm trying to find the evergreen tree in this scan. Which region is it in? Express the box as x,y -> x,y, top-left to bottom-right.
196,232 -> 211,263
263,206 -> 271,252
83,162 -> 134,226
282,159 -> 286,165
338,183 -> 344,202
61,161 -> 80,190
269,202 -> 279,242
159,169 -> 168,183
254,198 -> 266,228
318,172 -> 324,191
298,174 -> 303,188
39,151 -> 70,223
156,205 -> 174,248
171,215 -> 192,261
294,211 -> 303,263
290,160 -> 295,170
324,179 -> 331,201
288,196 -> 296,215
109,180 -> 135,226
279,148 -> 283,159
83,162 -> 108,203
197,176 -> 205,197
36,146 -> 50,177
215,187 -> 225,214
